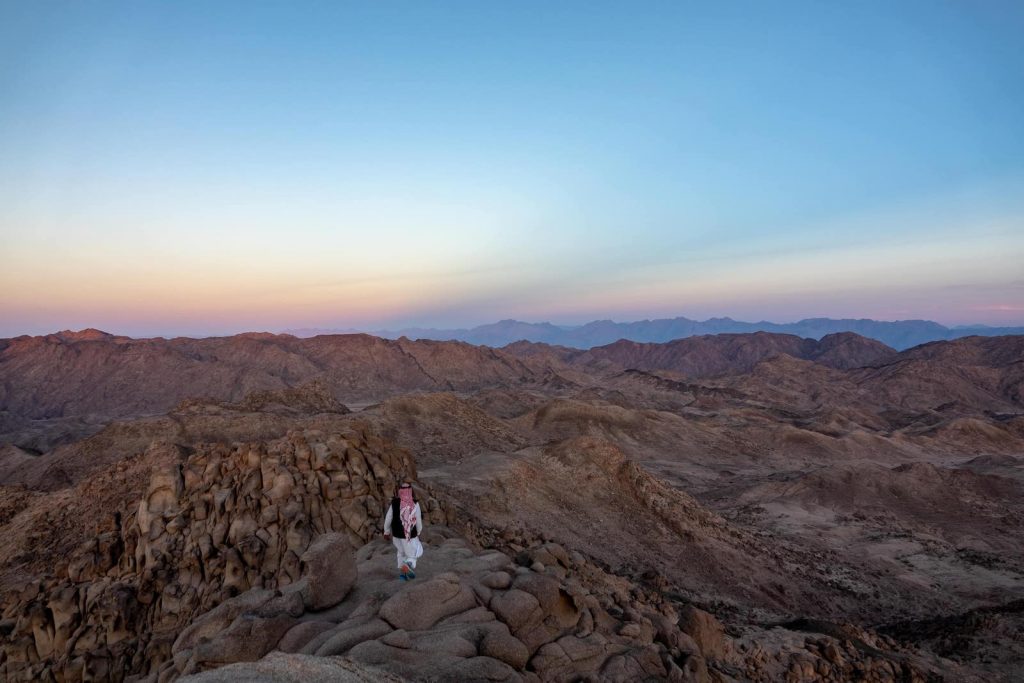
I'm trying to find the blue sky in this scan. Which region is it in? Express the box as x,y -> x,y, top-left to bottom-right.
1,1 -> 1023,336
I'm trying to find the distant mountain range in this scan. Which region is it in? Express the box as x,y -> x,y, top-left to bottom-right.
284,316 -> 1024,351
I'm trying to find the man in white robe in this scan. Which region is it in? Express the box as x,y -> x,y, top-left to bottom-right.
383,482 -> 423,580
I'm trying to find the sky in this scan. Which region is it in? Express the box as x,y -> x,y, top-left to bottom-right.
1,1 -> 1023,337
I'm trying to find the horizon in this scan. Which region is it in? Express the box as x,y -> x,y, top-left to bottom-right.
2,2 -> 1023,337
9,310 -> 1024,342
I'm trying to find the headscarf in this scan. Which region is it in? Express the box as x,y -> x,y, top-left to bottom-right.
398,485 -> 416,539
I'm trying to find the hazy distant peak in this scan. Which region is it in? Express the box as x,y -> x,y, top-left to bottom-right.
287,315 -> 1024,351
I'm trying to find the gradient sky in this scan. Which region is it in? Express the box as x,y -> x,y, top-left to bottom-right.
2,1 -> 1023,337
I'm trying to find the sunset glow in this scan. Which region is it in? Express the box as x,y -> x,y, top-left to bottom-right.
2,2 -> 1023,337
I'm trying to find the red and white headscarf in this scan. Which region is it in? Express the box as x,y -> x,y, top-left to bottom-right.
398,485 -> 416,539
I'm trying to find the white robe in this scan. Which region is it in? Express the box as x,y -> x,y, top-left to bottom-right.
384,502 -> 424,569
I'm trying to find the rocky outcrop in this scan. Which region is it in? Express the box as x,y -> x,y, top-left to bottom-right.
157,533 -> 952,683
173,533 -> 704,682
733,619 -> 967,683
0,426 -> 451,682
175,381 -> 351,417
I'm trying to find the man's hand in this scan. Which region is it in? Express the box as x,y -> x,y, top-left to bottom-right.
383,532 -> 391,539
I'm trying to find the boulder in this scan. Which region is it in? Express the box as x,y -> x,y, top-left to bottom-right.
446,656 -> 522,682
313,617 -> 393,656
599,645 -> 669,682
381,629 -> 413,649
490,589 -> 543,632
442,606 -> 497,625
378,575 -> 477,631
286,533 -> 358,611
479,624 -> 530,669
482,571 -> 513,590
677,606 -> 728,661
530,634 -> 615,680
172,589 -> 276,655
190,613 -> 298,669
516,573 -> 581,630
512,572 -> 562,613
276,621 -> 336,653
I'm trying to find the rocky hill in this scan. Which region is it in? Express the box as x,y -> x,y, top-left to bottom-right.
563,332 -> 896,378
0,332 -> 544,450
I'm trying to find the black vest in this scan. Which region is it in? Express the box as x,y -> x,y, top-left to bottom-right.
390,498 -> 418,539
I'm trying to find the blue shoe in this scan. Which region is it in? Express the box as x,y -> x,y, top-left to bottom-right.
407,568 -> 416,579
398,573 -> 407,581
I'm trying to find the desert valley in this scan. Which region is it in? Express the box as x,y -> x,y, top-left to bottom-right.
1,327 -> 1022,682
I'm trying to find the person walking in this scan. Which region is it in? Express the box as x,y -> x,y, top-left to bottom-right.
383,482 -> 423,580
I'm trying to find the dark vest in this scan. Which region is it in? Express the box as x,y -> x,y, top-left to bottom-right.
390,498 -> 418,539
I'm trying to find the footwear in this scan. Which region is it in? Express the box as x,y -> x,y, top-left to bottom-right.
400,563 -> 410,575
406,567 -> 416,579
398,573 -> 407,582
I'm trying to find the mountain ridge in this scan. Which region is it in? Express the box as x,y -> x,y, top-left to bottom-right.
285,315 -> 1024,351
3,327 -> 1022,455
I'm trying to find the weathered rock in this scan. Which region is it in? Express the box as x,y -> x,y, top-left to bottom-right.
173,589 -> 277,656
380,628 -> 413,649
189,613 -> 297,670
313,617 -> 393,656
410,624 -> 478,658
482,571 -> 513,590
480,624 -> 531,669
287,532 -> 358,611
512,572 -> 562,613
378,574 -> 477,631
599,645 -> 669,682
178,651 -> 404,682
446,656 -> 522,681
530,633 -> 620,680
677,653 -> 711,683
275,621 -> 335,654
490,589 -> 543,632
677,605 -> 728,661
347,639 -> 466,680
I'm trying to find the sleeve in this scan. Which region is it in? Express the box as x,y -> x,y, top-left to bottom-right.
415,503 -> 424,535
383,502 -> 393,534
